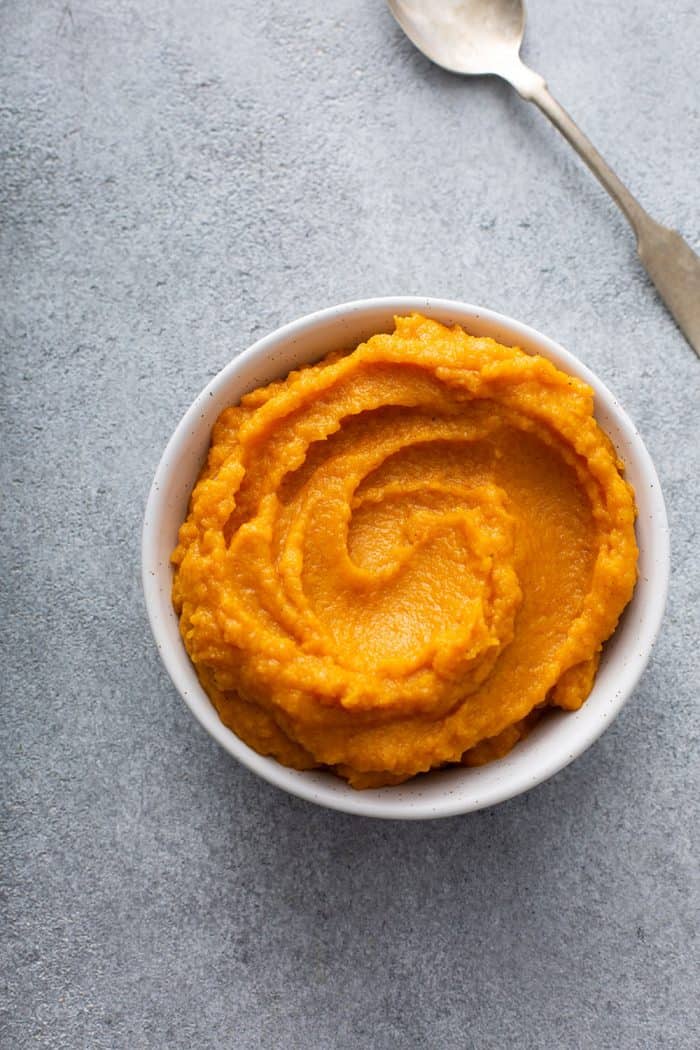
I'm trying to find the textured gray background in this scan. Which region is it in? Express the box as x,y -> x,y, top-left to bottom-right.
2,1 -> 699,1047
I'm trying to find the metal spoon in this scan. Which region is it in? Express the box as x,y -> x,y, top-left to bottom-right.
388,0 -> 700,357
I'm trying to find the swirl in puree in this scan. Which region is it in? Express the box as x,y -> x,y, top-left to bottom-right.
172,315 -> 638,787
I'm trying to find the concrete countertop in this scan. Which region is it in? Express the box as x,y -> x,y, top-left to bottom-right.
3,1 -> 698,1046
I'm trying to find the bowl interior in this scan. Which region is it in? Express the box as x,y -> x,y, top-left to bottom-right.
142,298 -> 669,819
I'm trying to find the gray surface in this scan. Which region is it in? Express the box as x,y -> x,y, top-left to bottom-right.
2,1 -> 699,1047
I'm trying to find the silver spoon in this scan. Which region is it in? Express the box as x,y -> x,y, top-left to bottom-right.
388,0 -> 700,358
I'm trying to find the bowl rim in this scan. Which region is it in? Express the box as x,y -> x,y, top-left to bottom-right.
142,297 -> 670,819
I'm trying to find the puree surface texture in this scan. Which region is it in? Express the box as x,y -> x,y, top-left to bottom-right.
172,315 -> 638,787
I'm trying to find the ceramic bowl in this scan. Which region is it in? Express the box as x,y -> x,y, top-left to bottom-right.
142,298 -> 669,819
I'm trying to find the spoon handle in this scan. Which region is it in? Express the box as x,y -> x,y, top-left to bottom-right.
513,68 -> 700,357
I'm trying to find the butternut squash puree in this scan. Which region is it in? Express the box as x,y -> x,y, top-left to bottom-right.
172,315 -> 638,788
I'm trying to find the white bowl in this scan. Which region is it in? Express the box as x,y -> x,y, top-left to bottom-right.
142,298 -> 669,819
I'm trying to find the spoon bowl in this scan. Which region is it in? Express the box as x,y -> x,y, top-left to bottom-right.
388,0 -> 525,77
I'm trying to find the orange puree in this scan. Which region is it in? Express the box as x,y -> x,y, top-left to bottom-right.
172,315 -> 638,788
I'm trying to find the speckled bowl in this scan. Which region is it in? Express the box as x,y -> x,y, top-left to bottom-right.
142,298 -> 669,819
